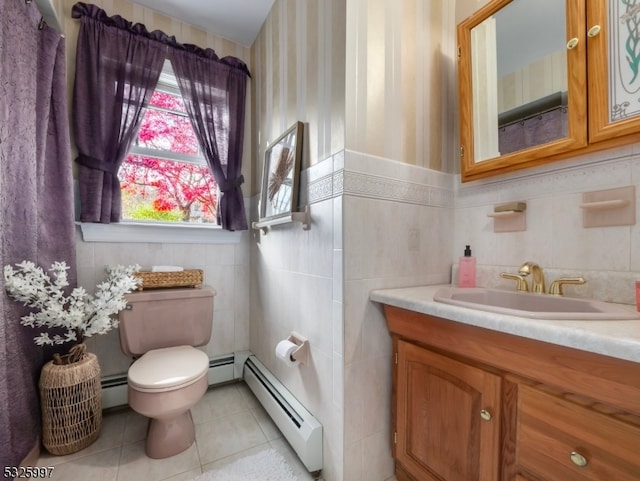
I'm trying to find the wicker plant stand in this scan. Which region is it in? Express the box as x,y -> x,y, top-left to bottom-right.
39,348 -> 102,455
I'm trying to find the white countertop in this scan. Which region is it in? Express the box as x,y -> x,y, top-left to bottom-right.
370,285 -> 640,364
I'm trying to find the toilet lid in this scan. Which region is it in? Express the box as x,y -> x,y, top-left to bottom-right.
128,346 -> 209,390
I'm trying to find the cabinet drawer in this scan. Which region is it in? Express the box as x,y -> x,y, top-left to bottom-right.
517,385 -> 640,481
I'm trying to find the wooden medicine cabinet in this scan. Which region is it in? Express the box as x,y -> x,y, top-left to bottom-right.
457,0 -> 640,182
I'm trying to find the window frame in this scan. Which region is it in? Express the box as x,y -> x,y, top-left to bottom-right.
76,218 -> 241,244
119,60 -> 221,228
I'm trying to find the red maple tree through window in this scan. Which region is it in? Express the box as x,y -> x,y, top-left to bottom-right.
118,89 -> 218,224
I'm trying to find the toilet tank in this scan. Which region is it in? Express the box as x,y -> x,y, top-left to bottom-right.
118,286 -> 216,357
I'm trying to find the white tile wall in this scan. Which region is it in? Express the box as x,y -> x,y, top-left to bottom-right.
454,139 -> 640,304
74,230 -> 251,378
250,151 -> 344,481
341,151 -> 455,481
251,148 -> 431,481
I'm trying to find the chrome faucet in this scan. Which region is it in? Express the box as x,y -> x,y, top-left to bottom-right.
518,261 -> 545,294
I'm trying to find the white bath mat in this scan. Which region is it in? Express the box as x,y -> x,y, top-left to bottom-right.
191,448 -> 300,481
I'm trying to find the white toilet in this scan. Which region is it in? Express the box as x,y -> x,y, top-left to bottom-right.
118,286 -> 216,459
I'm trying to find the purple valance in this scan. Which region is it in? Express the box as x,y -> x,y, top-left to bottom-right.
71,2 -> 251,77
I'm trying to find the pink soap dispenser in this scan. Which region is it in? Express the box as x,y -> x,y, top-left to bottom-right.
458,245 -> 476,288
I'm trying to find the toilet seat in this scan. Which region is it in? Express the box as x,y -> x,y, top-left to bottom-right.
128,345 -> 209,392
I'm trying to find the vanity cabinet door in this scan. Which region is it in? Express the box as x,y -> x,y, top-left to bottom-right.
395,340 -> 502,481
516,385 -> 640,481
587,0 -> 640,143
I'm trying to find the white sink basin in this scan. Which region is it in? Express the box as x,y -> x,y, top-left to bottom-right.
433,287 -> 640,320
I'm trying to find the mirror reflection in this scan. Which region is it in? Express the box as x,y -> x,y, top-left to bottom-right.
471,0 -> 567,162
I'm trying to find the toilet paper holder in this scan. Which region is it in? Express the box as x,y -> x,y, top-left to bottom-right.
287,331 -> 309,365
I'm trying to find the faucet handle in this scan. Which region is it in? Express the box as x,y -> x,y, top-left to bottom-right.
500,272 -> 529,292
548,277 -> 586,296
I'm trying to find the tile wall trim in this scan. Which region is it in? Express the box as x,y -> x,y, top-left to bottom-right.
455,143 -> 640,208
299,141 -> 639,209
300,149 -> 456,208
308,172 -> 335,204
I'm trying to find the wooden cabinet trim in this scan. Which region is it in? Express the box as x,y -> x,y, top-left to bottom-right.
384,305 -> 640,417
461,132 -> 640,182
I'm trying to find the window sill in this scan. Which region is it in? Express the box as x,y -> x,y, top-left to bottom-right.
76,221 -> 242,244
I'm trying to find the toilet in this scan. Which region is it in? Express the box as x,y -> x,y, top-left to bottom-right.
118,286 -> 216,459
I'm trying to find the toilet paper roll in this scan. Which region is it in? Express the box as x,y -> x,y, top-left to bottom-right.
275,340 -> 299,367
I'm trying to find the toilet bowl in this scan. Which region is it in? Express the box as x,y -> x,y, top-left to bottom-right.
118,287 -> 216,459
127,346 -> 209,458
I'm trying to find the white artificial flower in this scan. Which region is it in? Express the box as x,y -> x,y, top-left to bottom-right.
3,261 -> 141,347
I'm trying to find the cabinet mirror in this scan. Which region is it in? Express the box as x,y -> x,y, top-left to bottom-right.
458,0 -> 588,181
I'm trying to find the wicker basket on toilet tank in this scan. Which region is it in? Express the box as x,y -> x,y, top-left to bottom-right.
133,269 -> 203,290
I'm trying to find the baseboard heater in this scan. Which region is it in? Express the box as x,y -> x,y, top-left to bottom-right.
243,355 -> 323,474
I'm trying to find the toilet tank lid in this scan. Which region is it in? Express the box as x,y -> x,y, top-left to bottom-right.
124,285 -> 216,302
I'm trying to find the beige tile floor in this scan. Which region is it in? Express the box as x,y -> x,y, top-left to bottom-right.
34,382 -> 320,481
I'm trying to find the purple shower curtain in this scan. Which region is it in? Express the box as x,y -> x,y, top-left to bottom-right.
498,108 -> 568,155
0,0 -> 76,468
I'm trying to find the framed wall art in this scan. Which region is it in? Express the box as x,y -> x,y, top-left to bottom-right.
258,121 -> 304,224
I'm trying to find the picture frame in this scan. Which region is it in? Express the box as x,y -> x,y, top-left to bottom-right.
258,121 -> 304,223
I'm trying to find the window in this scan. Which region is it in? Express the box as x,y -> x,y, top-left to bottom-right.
118,61 -> 219,224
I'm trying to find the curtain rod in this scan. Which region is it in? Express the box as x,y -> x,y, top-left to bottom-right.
29,0 -> 64,35
498,91 -> 568,129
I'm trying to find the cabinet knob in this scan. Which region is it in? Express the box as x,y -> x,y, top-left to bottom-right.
570,451 -> 588,467
480,409 -> 492,421
587,25 -> 601,37
566,37 -> 579,50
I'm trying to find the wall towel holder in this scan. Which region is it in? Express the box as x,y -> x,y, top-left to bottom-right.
579,186 -> 635,228
487,201 -> 526,232
252,205 -> 311,234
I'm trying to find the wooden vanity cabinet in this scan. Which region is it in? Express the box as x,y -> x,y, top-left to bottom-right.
394,339 -> 501,481
384,305 -> 640,481
516,384 -> 640,481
